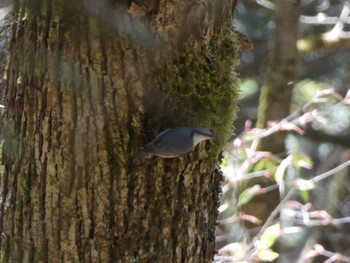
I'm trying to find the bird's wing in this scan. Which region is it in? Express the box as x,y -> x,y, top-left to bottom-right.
152,129 -> 172,146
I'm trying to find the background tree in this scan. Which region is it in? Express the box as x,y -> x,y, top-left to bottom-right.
0,0 -> 241,262
216,0 -> 350,262
257,0 -> 301,154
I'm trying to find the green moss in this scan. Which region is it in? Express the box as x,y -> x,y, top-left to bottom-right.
150,23 -> 241,152
256,83 -> 270,129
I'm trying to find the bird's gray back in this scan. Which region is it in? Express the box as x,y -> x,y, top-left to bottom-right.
147,127 -> 194,155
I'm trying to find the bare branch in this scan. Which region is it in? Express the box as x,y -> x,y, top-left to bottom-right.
310,160 -> 350,183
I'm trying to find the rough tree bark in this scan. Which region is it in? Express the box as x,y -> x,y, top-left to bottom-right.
0,0 -> 239,262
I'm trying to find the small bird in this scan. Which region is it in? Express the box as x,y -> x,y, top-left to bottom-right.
136,127 -> 215,159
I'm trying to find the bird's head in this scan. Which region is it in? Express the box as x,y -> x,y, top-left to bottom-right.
191,128 -> 215,146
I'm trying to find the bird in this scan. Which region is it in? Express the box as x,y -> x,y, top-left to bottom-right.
136,127 -> 215,159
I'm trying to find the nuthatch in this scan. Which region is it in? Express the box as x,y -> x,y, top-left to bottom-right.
136,127 -> 215,159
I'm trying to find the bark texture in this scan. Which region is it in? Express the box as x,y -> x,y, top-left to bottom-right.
0,0 -> 239,262
257,0 -> 301,153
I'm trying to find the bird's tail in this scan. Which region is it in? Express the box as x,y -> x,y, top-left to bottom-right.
135,151 -> 153,159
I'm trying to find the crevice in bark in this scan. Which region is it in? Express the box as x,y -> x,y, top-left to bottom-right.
57,192 -> 62,252
68,88 -> 77,196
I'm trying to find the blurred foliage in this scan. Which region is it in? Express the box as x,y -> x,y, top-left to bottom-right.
215,0 -> 350,263
217,89 -> 350,262
239,78 -> 259,99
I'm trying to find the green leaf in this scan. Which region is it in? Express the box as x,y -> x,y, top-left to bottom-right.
253,158 -> 266,172
299,189 -> 310,202
253,157 -> 279,174
291,152 -> 313,170
220,156 -> 229,169
265,160 -> 278,175
257,248 -> 279,262
295,179 -> 315,202
237,185 -> 261,207
259,223 -> 280,249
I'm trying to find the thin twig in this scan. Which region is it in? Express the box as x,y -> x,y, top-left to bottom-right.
310,160 -> 350,183
253,187 -> 297,242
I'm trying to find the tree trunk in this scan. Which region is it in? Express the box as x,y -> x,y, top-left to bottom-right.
257,0 -> 301,153
0,0 -> 239,262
